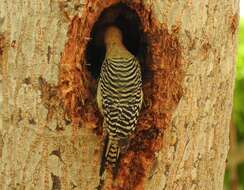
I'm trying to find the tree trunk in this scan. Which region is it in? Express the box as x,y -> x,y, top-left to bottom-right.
0,0 -> 239,190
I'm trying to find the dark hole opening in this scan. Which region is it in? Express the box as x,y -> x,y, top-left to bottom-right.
85,2 -> 148,80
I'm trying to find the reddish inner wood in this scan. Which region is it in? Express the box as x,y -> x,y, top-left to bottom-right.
58,1 -> 183,189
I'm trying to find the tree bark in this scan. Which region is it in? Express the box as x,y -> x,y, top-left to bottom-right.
0,0 -> 239,190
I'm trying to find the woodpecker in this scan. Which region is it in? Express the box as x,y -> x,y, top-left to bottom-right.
97,26 -> 143,181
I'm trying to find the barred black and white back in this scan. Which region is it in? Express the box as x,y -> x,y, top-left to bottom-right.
97,56 -> 143,179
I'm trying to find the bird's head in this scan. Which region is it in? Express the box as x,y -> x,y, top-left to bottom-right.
104,26 -> 123,46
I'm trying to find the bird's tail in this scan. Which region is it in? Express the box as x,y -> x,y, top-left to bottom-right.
99,135 -> 121,179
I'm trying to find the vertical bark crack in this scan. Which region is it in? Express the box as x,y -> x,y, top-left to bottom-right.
0,132 -> 3,159
51,173 -> 61,190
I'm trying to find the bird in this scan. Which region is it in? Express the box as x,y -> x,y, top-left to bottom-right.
96,25 -> 143,184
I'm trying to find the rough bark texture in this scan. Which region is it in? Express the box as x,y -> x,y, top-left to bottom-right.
0,0 -> 239,190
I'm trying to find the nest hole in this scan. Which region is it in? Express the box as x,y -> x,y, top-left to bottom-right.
85,2 -> 149,80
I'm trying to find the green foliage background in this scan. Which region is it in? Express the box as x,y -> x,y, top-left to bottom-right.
234,18 -> 244,138
225,18 -> 244,190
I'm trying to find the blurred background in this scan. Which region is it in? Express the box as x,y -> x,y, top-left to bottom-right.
224,2 -> 244,190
